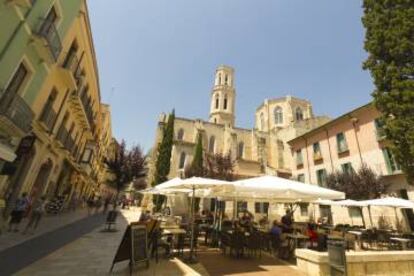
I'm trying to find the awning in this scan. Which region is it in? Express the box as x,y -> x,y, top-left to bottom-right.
0,142 -> 17,162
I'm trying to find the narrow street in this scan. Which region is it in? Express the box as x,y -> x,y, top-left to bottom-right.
0,210 -> 107,275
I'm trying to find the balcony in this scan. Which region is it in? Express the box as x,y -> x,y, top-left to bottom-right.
0,90 -> 34,134
56,127 -> 68,148
68,86 -> 95,134
39,108 -> 57,132
313,152 -> 323,164
58,53 -> 81,91
32,19 -> 62,63
64,135 -> 75,154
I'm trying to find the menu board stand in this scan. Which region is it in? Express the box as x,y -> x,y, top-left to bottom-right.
110,223 -> 149,274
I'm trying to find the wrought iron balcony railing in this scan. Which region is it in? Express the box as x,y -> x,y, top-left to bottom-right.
0,90 -> 34,133
39,108 -> 57,131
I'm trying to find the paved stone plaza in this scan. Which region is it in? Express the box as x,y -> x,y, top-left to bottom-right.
0,208 -> 303,275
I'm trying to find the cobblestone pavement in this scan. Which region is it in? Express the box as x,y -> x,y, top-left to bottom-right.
15,208 -> 303,276
0,207 -> 95,252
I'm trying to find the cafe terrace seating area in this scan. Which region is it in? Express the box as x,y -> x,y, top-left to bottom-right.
139,176 -> 414,275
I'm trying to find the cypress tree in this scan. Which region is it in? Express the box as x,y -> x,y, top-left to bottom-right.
153,110 -> 175,186
362,0 -> 414,184
189,133 -> 204,177
152,110 -> 175,210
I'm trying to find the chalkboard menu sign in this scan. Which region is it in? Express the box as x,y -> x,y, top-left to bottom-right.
110,223 -> 149,273
131,225 -> 148,265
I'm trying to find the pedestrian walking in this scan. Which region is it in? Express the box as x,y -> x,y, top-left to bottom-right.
8,192 -> 30,232
87,196 -> 95,216
94,196 -> 102,214
103,197 -> 111,214
23,196 -> 46,235
68,193 -> 78,212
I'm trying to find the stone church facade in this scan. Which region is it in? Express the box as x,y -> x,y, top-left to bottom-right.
148,65 -> 330,183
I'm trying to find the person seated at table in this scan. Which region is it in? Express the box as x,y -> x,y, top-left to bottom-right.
281,209 -> 294,233
269,220 -> 282,236
306,223 -> 318,248
259,214 -> 269,227
206,210 -> 214,223
239,211 -> 253,229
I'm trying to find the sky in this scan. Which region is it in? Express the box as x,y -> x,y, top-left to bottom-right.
87,0 -> 373,151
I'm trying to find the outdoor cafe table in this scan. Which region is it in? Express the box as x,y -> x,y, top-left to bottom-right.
348,230 -> 363,250
162,228 -> 187,254
390,237 -> 412,250
285,233 -> 309,249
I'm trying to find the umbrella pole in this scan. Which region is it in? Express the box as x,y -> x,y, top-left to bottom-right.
394,207 -> 399,230
368,206 -> 374,228
186,185 -> 197,263
359,207 -> 366,229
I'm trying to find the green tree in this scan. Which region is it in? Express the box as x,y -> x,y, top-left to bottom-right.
185,133 -> 204,177
152,110 -> 175,210
153,110 -> 175,186
205,152 -> 235,181
105,141 -> 146,204
362,0 -> 414,184
326,164 -> 389,200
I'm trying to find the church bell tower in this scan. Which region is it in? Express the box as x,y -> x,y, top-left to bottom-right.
209,65 -> 236,127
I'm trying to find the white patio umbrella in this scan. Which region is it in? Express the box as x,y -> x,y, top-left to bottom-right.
361,197 -> 414,209
331,199 -> 368,207
207,175 -> 345,201
361,197 -> 414,228
155,176 -> 233,263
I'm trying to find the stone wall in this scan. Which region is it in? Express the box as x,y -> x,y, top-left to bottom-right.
296,249 -> 414,276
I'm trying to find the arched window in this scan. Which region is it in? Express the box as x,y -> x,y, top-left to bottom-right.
296,107 -> 304,121
260,113 -> 265,130
218,73 -> 222,85
238,142 -> 244,159
178,152 -> 186,169
177,128 -> 184,140
223,95 -> 228,110
274,106 -> 283,124
208,136 -> 215,153
224,74 -> 228,85
215,95 -> 219,109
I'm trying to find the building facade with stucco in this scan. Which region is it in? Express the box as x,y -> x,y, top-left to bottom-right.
147,65 -> 330,183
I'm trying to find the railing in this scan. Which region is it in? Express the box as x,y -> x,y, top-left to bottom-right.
56,127 -> 68,147
39,108 -> 57,131
36,19 -> 62,61
79,90 -> 95,132
62,52 -> 81,79
0,90 -> 34,133
64,135 -> 75,153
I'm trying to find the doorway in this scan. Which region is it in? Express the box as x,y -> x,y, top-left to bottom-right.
30,159 -> 53,200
